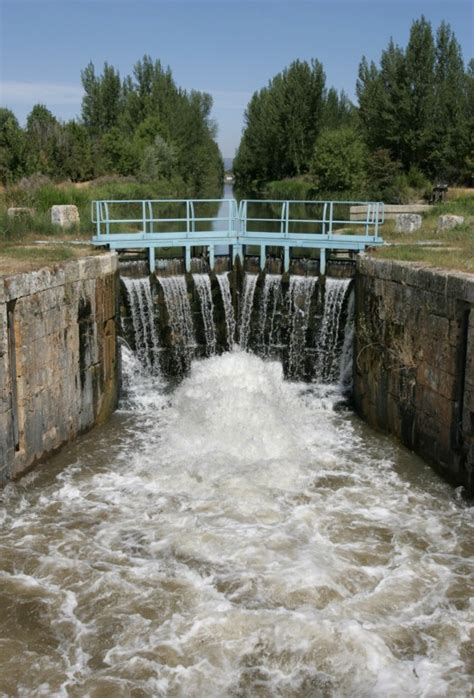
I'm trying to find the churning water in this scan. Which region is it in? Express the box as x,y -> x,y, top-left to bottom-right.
1,347 -> 473,697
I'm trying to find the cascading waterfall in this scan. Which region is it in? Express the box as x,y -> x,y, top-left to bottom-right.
122,271 -> 353,385
192,274 -> 216,356
122,276 -> 161,374
287,275 -> 318,379
314,278 -> 352,383
338,288 -> 355,389
239,273 -> 258,349
257,274 -> 282,356
216,273 -> 236,348
158,275 -> 196,370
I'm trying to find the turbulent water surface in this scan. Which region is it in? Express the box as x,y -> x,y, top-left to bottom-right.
1,350 -> 473,697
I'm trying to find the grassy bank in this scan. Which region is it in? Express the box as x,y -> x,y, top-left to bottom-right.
372,196 -> 474,273
0,243 -> 103,274
0,176 -> 190,242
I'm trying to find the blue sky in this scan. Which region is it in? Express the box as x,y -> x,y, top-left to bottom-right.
1,0 -> 472,157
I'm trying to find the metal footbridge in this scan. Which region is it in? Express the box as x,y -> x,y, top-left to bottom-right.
91,198 -> 384,274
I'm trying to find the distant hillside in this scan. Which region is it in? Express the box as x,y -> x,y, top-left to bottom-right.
223,157 -> 234,171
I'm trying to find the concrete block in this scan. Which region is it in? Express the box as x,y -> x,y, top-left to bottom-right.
51,205 -> 80,228
437,215 -> 465,231
7,207 -> 35,218
395,214 -> 422,234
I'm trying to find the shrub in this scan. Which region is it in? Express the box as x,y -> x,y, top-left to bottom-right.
311,127 -> 368,193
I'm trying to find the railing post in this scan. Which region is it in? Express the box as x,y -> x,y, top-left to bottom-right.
209,244 -> 215,270
95,201 -> 100,238
242,200 -> 247,237
185,245 -> 191,272
186,201 -> 190,238
285,201 -> 289,237
104,202 -> 110,237
147,201 -> 153,234
190,201 -> 196,234
329,202 -> 333,238
149,246 -> 155,272
322,202 -> 327,236
320,248 -> 326,275
142,200 -> 147,235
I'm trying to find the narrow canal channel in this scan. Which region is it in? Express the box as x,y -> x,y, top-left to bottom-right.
0,344 -> 472,696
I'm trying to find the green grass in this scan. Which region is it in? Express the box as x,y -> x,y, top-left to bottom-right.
373,197 -> 474,273
0,177 -> 192,243
0,244 -> 76,262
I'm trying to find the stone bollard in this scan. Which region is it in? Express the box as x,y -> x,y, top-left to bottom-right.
436,214 -> 464,232
394,214 -> 422,234
7,207 -> 35,218
51,205 -> 80,228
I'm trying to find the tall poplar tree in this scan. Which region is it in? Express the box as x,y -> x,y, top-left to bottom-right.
357,16 -> 471,182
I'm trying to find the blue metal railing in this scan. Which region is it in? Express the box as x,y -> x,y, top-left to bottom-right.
91,198 -> 384,273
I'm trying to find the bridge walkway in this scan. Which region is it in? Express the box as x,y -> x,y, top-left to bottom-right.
91,198 -> 384,274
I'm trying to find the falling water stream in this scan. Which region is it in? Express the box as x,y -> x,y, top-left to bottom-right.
314,278 -> 352,384
192,274 -> 217,356
1,272 -> 473,697
287,276 -> 318,379
158,276 -> 196,371
258,274 -> 283,356
239,274 -> 258,349
122,277 -> 161,374
216,273 -> 236,349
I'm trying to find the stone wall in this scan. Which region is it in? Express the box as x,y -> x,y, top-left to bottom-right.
354,256 -> 474,496
0,253 -> 119,482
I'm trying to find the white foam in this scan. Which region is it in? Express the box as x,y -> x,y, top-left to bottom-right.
0,351 -> 472,696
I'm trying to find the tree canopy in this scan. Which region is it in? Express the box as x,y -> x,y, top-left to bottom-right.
0,56 -> 223,195
356,16 -> 471,182
235,17 -> 472,193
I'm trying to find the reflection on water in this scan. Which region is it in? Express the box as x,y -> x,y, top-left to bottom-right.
0,349 -> 473,697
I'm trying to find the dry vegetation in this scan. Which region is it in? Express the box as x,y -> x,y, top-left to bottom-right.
371,192 -> 474,274
0,243 -> 102,275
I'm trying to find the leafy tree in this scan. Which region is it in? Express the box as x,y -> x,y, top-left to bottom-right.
321,88 -> 356,130
139,135 -> 177,181
25,104 -> 60,176
311,127 -> 368,192
429,23 -> 470,180
0,108 -> 25,184
463,59 -> 474,184
357,16 -> 471,182
59,122 -> 94,181
366,148 -> 402,199
234,59 -> 326,186
99,126 -> 140,176
81,62 -> 122,136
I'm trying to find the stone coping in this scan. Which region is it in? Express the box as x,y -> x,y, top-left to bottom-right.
0,252 -> 118,304
357,255 -> 474,304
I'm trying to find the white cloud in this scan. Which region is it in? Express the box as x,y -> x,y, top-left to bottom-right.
0,81 -> 84,105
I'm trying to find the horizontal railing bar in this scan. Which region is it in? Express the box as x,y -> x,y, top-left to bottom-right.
93,199 -> 234,205
243,218 -> 370,225
97,217 -> 233,225
243,199 -> 382,205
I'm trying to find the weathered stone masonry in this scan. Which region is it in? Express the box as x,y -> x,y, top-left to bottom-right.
354,256 -> 474,496
0,253 -> 119,483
